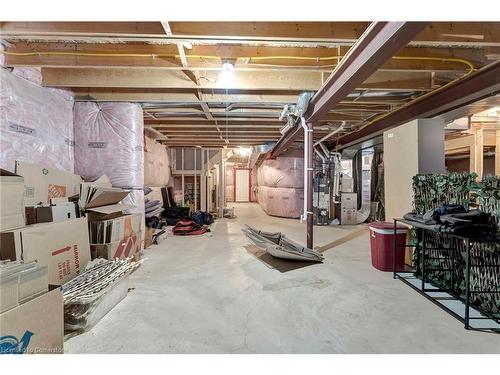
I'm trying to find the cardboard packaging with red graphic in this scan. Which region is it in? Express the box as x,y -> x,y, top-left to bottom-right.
15,161 -> 82,206
0,285 -> 63,354
88,213 -> 142,245
91,231 -> 143,260
0,218 -> 91,284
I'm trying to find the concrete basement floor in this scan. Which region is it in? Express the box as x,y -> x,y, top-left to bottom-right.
65,203 -> 500,354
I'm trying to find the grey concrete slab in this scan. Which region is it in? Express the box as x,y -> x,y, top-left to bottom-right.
65,203 -> 500,354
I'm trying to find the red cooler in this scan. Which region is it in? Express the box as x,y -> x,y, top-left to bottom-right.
369,222 -> 408,272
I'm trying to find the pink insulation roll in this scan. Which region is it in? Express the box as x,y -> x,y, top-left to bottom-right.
257,186 -> 304,218
257,157 -> 303,188
256,154 -> 304,218
144,135 -> 170,187
251,168 -> 258,202
0,69 -> 75,172
74,102 -> 144,188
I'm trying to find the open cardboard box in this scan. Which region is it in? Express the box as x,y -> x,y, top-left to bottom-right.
79,176 -> 142,258
15,161 -> 82,206
0,285 -> 63,354
0,169 -> 25,231
91,231 -> 143,260
25,201 -> 79,225
0,218 -> 91,285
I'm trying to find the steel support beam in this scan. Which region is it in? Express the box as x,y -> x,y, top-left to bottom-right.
306,122 -> 314,249
336,60 -> 500,148
269,21 -> 429,158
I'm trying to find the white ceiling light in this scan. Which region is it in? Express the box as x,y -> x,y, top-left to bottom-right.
222,62 -> 234,71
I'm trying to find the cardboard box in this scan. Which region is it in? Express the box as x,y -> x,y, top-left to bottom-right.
0,285 -> 63,354
79,175 -> 129,210
144,226 -> 155,249
0,169 -> 25,231
0,218 -> 91,284
15,161 -> 82,206
91,231 -> 142,260
25,202 -> 79,225
88,213 -> 142,245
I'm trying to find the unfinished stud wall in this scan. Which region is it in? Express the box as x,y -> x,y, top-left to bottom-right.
0,68 -> 75,172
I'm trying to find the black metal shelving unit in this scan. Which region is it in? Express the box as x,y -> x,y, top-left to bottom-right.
393,218 -> 500,331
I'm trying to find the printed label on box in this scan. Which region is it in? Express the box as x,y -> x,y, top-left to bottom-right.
8,122 -> 36,136
52,244 -> 82,281
88,142 -> 107,149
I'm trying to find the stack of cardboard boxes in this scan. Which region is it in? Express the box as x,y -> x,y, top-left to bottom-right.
79,176 -> 143,260
0,162 -> 86,354
0,161 -> 143,354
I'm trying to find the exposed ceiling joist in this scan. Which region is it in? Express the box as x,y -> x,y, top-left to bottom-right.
1,22 -> 499,47
71,88 -> 415,105
41,67 -> 435,92
2,42 -> 488,72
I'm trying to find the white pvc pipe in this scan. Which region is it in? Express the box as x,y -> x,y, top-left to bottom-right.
313,121 -> 346,146
300,117 -> 308,222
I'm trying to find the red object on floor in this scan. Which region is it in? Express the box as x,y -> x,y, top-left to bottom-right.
369,222 -> 408,272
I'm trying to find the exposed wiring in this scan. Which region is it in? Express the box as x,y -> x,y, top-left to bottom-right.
345,58 -> 475,137
1,49 -> 476,141
0,50 -> 475,74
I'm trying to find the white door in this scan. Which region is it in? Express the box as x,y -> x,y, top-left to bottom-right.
235,169 -> 250,202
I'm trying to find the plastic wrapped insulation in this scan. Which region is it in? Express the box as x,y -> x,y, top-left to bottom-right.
256,154 -> 304,218
251,168 -> 258,202
257,157 -> 303,188
144,135 -> 170,187
0,68 -> 75,172
257,186 -> 304,218
74,102 -> 144,189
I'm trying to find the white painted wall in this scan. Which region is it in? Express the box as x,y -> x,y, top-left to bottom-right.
384,119 -> 445,220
